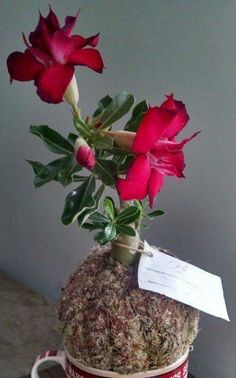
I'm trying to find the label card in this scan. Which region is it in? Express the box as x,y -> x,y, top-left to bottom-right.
138,241 -> 229,321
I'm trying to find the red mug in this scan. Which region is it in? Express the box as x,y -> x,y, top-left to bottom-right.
31,348 -> 189,378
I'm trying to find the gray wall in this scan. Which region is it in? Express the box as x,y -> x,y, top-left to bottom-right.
1,1 -> 235,377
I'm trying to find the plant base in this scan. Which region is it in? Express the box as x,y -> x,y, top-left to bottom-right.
58,246 -> 199,374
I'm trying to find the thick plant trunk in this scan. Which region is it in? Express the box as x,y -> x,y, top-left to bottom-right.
111,232 -> 140,265
111,200 -> 140,265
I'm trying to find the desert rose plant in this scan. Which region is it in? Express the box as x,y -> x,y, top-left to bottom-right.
7,7 -> 200,374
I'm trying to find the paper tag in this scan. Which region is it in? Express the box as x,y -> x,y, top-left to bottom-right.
138,241 -> 229,321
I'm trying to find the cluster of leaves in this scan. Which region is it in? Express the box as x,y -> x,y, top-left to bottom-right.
82,198 -> 165,245
27,91 -> 165,244
84,198 -> 141,244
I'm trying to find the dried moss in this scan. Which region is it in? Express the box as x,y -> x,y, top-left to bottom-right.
57,246 -> 199,374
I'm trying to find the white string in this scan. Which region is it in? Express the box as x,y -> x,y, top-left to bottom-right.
113,242 -> 153,257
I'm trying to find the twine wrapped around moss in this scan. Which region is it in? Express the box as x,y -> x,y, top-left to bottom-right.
57,246 -> 199,374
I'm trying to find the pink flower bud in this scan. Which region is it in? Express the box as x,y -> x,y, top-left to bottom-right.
75,137 -> 96,170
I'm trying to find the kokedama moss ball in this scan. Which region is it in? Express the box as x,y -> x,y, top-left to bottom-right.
57,246 -> 199,374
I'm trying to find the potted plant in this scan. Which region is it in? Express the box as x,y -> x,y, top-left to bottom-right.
7,7 -> 199,378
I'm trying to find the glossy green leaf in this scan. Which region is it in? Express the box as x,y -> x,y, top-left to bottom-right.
109,147 -> 130,156
29,156 -> 81,188
72,175 -> 89,182
104,197 -> 115,220
73,117 -> 92,139
93,95 -> 113,118
93,136 -> 113,150
26,160 -> 44,175
116,205 -> 141,224
34,161 -> 60,187
104,223 -> 117,241
146,209 -> 166,219
118,155 -> 134,174
88,211 -> 109,228
61,175 -> 96,225
30,125 -> 74,154
67,132 -> 78,146
116,224 -> 136,236
94,159 -> 118,186
77,183 -> 105,226
81,223 -> 98,231
94,230 -> 108,245
57,159 -> 81,187
99,92 -> 135,129
124,100 -> 148,132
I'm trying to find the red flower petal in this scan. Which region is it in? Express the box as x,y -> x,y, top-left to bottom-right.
46,7 -> 60,32
62,11 -> 80,37
35,65 -> 74,104
29,14 -> 52,53
23,33 -> 53,65
7,51 -> 44,81
68,48 -> 104,72
132,107 -> 175,154
72,33 -> 100,49
159,152 -> 185,178
117,155 -> 151,201
151,131 -> 200,157
29,8 -> 60,53
148,170 -> 164,207
160,94 -> 190,139
151,152 -> 185,178
49,30 -> 76,64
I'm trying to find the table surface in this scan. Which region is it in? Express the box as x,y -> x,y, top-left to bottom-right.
21,365 -> 196,377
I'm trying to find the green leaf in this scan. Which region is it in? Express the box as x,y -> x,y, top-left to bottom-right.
34,156 -> 71,188
93,136 -> 113,150
104,223 -> 117,241
116,224 -> 136,236
77,183 -> 105,226
67,133 -> 78,146
104,197 -> 115,220
26,160 -> 44,175
30,125 -> 74,155
94,183 -> 105,202
93,95 -> 113,118
109,147 -> 130,156
99,92 -> 135,129
88,211 -> 109,228
34,163 -> 59,187
30,156 -> 81,188
124,100 -> 148,132
116,205 -> 141,225
57,159 -> 81,187
118,155 -> 134,174
73,118 -> 91,139
72,175 -> 89,182
61,175 -> 96,225
146,209 -> 166,219
94,230 -> 108,245
94,159 -> 118,186
81,223 -> 98,231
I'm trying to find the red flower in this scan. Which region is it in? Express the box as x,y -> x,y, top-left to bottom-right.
117,94 -> 200,207
75,137 -> 96,170
7,8 -> 104,104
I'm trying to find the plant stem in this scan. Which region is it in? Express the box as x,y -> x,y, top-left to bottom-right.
111,200 -> 140,266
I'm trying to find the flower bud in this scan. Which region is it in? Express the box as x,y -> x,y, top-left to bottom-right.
75,137 -> 96,170
64,74 -> 79,110
103,130 -> 136,152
